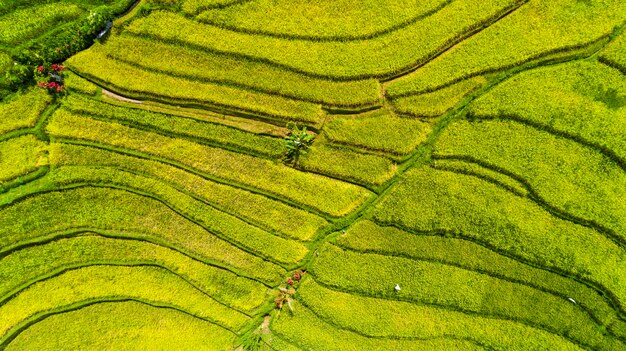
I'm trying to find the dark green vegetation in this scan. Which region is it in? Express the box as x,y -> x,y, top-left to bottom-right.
1,0 -> 625,349
0,0 -> 137,98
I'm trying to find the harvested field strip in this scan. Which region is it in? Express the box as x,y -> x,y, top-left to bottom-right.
297,278 -> 587,350
124,0 -> 525,80
311,244 -> 620,350
100,93 -> 290,137
50,143 -> 328,241
432,158 -> 528,196
372,167 -> 626,316
600,32 -> 626,74
271,301 -> 488,351
4,301 -> 236,351
385,0 -> 625,95
67,45 -> 324,124
336,220 -> 626,338
62,96 -> 284,158
46,109 -> 373,217
389,77 -> 485,117
102,35 -> 381,107
0,88 -> 51,136
435,118 -> 626,245
469,60 -> 626,166
0,135 -> 47,184
6,166 -> 309,265
299,144 -> 397,187
0,265 -> 249,339
323,110 -> 435,156
0,234 -> 268,313
0,187 -> 286,285
195,0 -> 452,41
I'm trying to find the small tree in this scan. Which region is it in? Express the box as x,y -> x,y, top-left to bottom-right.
284,123 -> 314,166
34,63 -> 66,96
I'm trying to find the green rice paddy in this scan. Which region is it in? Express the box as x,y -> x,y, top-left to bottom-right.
1,0 -> 625,349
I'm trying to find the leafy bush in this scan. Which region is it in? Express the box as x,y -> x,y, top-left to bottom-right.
34,63 -> 66,95
284,124 -> 314,165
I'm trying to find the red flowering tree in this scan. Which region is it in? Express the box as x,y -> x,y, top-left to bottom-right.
34,63 -> 66,95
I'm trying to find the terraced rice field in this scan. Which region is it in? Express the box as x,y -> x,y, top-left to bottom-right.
1,0 -> 626,350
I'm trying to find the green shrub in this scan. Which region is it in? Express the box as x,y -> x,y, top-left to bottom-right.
311,244 -> 619,350
50,143 -> 328,241
0,235 -> 268,312
373,167 -> 626,311
124,0 -> 523,79
67,44 -> 324,124
284,124 -> 314,165
323,109 -> 434,156
434,118 -> 626,244
386,0 -> 626,95
5,301 -> 236,351
0,186 -> 286,284
46,109 -> 373,217
0,265 -> 249,340
11,6 -> 113,67
62,95 -> 285,158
